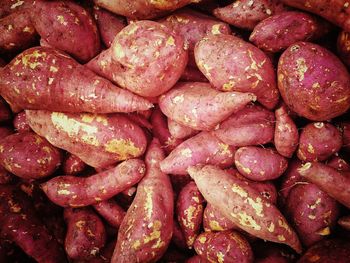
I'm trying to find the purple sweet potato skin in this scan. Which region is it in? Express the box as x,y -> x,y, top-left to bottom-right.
13,111 -> 31,132
0,131 -> 62,179
93,199 -> 125,228
195,34 -> 279,109
180,65 -> 208,82
87,20 -> 188,97
41,159 -> 146,207
297,122 -> 342,162
340,121 -> 350,153
26,110 -> 148,168
168,118 -> 198,140
32,0 -> 100,62
235,146 -> 288,181
337,31 -> 350,67
64,208 -> 106,260
250,11 -> 328,53
285,183 -> 340,247
62,153 -> 87,175
0,0 -> 34,18
278,41 -> 350,121
0,126 -> 13,139
203,203 -> 237,232
327,154 -> 350,171
194,230 -> 254,263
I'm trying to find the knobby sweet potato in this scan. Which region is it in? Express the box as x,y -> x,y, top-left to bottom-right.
13,111 -> 31,132
93,199 -> 126,228
195,34 -> 279,109
168,118 -> 198,140
0,131 -> 62,179
188,165 -> 302,253
278,42 -> 350,121
87,20 -> 188,97
26,110 -> 148,168
62,153 -> 87,175
41,159 -> 145,207
112,139 -> 174,262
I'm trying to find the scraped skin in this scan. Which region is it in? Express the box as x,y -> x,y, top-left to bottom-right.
26,110 -> 147,168
0,131 -> 62,179
160,131 -> 236,175
41,159 -> 145,207
112,139 -> 174,263
159,82 -> 257,131
32,0 -> 100,62
278,42 -> 350,121
203,203 -> 237,232
87,20 -> 188,97
0,47 -> 152,113
298,162 -> 350,209
93,199 -> 126,228
188,165 -> 302,253
194,231 -> 254,263
195,35 -> 279,109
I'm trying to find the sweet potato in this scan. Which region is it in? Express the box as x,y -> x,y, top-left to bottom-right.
87,20 -> 188,97
180,65 -> 208,82
13,111 -> 31,132
176,181 -> 204,248
0,131 -> 62,179
62,153 -> 87,175
203,203 -> 237,232
195,34 -> 279,109
327,154 -> 350,171
298,162 -> 350,209
159,82 -> 256,131
297,122 -> 342,162
250,11 -> 329,53
64,208 -> 106,260
213,0 -> 286,30
194,230 -> 254,263
126,112 -> 152,130
41,159 -> 145,207
93,5 -> 126,48
160,245 -> 190,262
0,47 -> 152,113
112,139 -> 173,262
274,105 -> 298,158
0,97 -> 11,122
213,103 -> 275,147
285,183 -> 340,247
31,0 -> 100,62
93,199 -> 126,228
0,185 -> 67,263
278,41 -> 350,121
0,165 -> 13,184
0,125 -> 13,139
160,131 -> 236,175
168,118 -> 198,140
26,110 -> 148,168
186,255 -> 209,263
254,242 -> 297,263
188,165 -> 302,253
235,146 -> 288,181
281,0 -> 350,32
338,215 -> 350,231
0,0 -> 34,18
337,31 -> 350,67
339,121 -> 350,152
172,220 -> 188,250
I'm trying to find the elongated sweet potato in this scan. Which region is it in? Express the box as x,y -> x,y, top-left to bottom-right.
64,208 -> 106,260
41,159 -> 145,207
93,199 -> 126,228
0,47 -> 152,113
213,103 -> 275,146
26,110 -> 147,168
188,165 -> 302,253
298,162 -> 350,209
0,0 -> 34,18
195,34 -> 279,109
194,230 -> 254,263
31,0 -> 100,62
278,42 -> 350,121
160,131 -> 236,175
87,20 -> 188,97
168,118 -> 198,140
62,153 -> 87,175
13,111 -> 31,132
0,185 -> 67,263
176,181 -> 204,248
112,139 -> 174,262
159,82 -> 256,131
0,131 -> 62,179
297,122 -> 342,162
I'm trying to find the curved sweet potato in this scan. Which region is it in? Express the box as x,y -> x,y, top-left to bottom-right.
93,199 -> 126,228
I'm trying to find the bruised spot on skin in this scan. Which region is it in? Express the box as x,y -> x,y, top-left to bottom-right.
182,205 -> 197,229
57,189 -> 71,195
75,220 -> 85,230
198,235 -> 207,244
307,144 -> 315,154
104,139 -> 141,159
278,235 -> 286,241
180,148 -> 192,158
217,251 -> 225,263
295,58 -> 308,81
233,211 -> 262,230
209,220 -> 224,231
211,24 -> 222,35
222,80 -> 235,91
144,186 -> 153,219
172,94 -> 184,104
166,36 -> 175,46
21,50 -> 46,69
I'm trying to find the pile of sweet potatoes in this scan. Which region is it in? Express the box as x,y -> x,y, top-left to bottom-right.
0,0 -> 350,262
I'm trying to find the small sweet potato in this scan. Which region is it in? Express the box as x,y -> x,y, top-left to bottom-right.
0,131 -> 62,179
62,153 -> 87,175
213,103 -> 275,147
32,0 -> 100,62
194,230 -> 254,263
64,207 -> 106,260
160,131 -> 236,175
278,42 -> 350,121
195,34 -> 279,109
176,181 -> 205,248
168,118 -> 198,140
112,139 -> 174,262
188,165 -> 302,253
41,159 -> 145,207
93,199 -> 126,228
26,110 -> 148,168
337,31 -> 350,67
274,105 -> 299,158
87,20 -> 188,97
297,122 -> 342,162
13,111 -> 31,132
159,82 -> 256,131
235,146 -> 288,181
